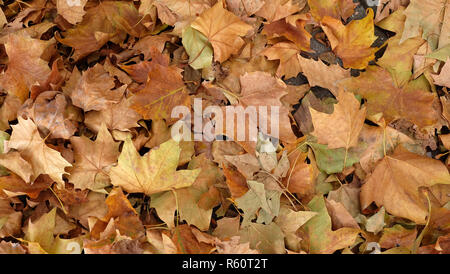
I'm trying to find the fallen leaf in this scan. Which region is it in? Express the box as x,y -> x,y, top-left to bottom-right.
110,138 -> 201,195
361,146 -> 450,224
191,1 -> 252,63
8,117 -> 71,186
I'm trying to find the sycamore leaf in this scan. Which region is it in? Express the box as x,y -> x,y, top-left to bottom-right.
235,181 -> 282,226
400,0 -> 450,50
56,1 -> 147,61
155,0 -> 212,21
339,66 -> 439,128
8,117 -> 72,186
262,17 -> 312,52
262,42 -> 302,79
0,152 -> 33,183
0,33 -> 52,102
303,196 -> 359,254
357,124 -> 424,173
282,148 -> 318,196
275,206 -> 317,232
150,154 -> 221,231
239,72 -> 297,143
191,1 -> 252,63
361,146 -> 450,224
65,64 -> 125,112
379,224 -> 417,249
255,0 -> 304,23
308,0 -> 356,21
239,222 -> 285,254
20,91 -> 77,139
129,60 -> 190,122
69,124 -> 120,191
0,174 -> 53,199
376,7 -> 425,87
226,0 -> 265,17
24,208 -> 57,253
308,142 -> 360,174
182,26 -> 213,70
298,56 -> 350,96
110,138 -> 201,195
84,98 -> 142,133
321,9 -> 379,69
56,0 -> 88,25
310,90 -> 366,150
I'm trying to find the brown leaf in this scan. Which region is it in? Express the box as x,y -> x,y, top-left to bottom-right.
360,146 -> 450,224
191,1 -> 252,63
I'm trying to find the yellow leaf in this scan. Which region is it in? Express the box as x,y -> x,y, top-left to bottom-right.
321,9 -> 379,69
191,1 -> 252,63
110,138 -> 201,195
310,90 -> 366,149
308,0 -> 356,21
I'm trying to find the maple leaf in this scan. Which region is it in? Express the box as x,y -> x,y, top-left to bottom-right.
56,0 -> 87,25
238,72 -> 297,143
0,33 -> 52,102
238,222 -> 285,254
360,146 -> 450,224
235,180 -> 282,226
379,224 -> 417,250
150,154 -> 221,231
303,196 -> 359,254
69,124 -> 120,191
84,98 -> 142,133
65,64 -> 125,112
376,7 -> 425,87
308,142 -> 360,174
110,138 -> 201,196
310,90 -> 366,150
0,174 -> 53,199
8,117 -> 71,186
262,42 -> 302,79
56,1 -> 147,61
357,123 -> 424,173
20,91 -> 77,139
400,0 -> 450,50
226,0 -> 265,17
255,0 -> 304,23
24,208 -> 57,253
339,65 -> 439,129
297,56 -> 350,96
263,17 -> 312,52
129,59 -> 190,122
282,147 -> 318,196
0,151 -> 33,183
191,1 -> 252,63
155,0 -> 213,21
308,0 -> 356,21
321,9 -> 380,69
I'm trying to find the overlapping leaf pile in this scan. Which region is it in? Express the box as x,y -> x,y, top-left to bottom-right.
0,0 -> 449,254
